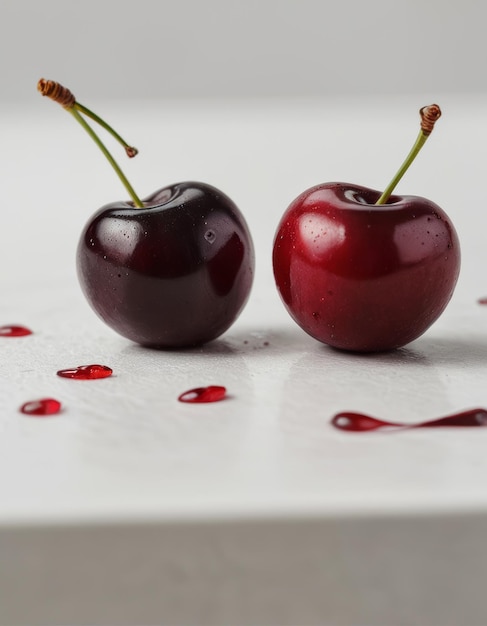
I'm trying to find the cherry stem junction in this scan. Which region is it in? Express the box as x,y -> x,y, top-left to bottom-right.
37,79 -> 143,208
375,104 -> 441,205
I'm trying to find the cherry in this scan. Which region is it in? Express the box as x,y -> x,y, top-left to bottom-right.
77,182 -> 253,347
273,105 -> 460,352
38,79 -> 254,348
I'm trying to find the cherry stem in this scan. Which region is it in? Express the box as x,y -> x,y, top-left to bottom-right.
73,102 -> 138,158
68,108 -> 144,207
375,104 -> 441,205
38,79 -> 143,208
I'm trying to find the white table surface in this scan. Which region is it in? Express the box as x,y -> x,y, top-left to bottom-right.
1,94 -> 487,625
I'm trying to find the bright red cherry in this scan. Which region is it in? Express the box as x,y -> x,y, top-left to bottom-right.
39,79 -> 254,348
273,105 -> 460,352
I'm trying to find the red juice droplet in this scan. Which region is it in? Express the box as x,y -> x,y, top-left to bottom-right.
478,297 -> 487,305
332,412 -> 390,432
20,398 -> 62,416
332,408 -> 487,432
178,385 -> 227,403
56,364 -> 113,380
0,325 -> 33,337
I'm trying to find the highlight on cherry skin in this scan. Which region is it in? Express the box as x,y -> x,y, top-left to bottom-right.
272,104 -> 461,353
38,79 -> 254,348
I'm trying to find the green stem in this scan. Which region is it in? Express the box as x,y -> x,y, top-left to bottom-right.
68,108 -> 144,208
74,102 -> 138,158
375,130 -> 428,205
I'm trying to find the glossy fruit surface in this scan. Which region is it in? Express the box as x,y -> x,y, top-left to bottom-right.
272,182 -> 460,352
77,181 -> 254,348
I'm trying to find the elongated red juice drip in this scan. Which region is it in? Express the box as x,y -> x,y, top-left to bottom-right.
332,408 -> 487,432
178,385 -> 227,403
56,364 -> 113,380
0,325 -> 33,337
478,297 -> 487,305
20,398 -> 62,416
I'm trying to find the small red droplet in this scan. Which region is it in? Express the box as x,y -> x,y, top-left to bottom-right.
0,325 -> 33,337
56,364 -> 113,380
178,385 -> 227,403
20,398 -> 62,416
478,297 -> 487,305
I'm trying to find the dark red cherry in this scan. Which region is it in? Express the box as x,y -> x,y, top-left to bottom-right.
77,182 -> 254,348
38,80 -> 254,350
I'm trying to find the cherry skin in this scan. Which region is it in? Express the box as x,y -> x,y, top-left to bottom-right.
77,181 -> 254,348
272,182 -> 460,352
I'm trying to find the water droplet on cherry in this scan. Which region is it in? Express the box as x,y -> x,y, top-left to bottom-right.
20,398 -> 62,416
178,385 -> 227,403
56,364 -> 113,380
0,325 -> 33,337
204,229 -> 216,244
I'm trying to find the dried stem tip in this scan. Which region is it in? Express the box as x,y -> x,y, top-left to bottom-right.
37,78 -> 76,109
420,104 -> 441,136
